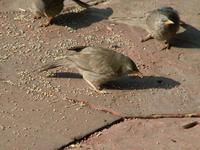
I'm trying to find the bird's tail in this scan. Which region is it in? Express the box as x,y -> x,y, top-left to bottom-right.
68,45 -> 88,52
36,56 -> 74,73
72,0 -> 90,8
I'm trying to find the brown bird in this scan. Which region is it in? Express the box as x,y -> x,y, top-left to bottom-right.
30,0 -> 89,27
141,7 -> 182,50
38,46 -> 142,93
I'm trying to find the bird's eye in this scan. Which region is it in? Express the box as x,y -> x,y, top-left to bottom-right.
162,18 -> 167,22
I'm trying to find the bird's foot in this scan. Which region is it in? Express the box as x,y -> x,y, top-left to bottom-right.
39,21 -> 51,27
180,20 -> 187,26
141,34 -> 153,42
88,86 -> 109,94
39,17 -> 53,27
85,79 -> 110,94
33,15 -> 41,20
95,89 -> 110,94
161,42 -> 171,50
72,0 -> 90,8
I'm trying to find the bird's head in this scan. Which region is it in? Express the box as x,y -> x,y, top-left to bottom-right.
124,57 -> 143,78
161,16 -> 174,27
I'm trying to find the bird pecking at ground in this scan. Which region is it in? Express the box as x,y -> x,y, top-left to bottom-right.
37,46 -> 143,93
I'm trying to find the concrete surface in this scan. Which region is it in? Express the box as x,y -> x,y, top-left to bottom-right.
70,118 -> 200,150
0,0 -> 200,150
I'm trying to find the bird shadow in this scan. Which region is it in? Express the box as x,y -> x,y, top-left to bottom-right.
170,23 -> 200,49
103,76 -> 180,90
53,7 -> 113,29
48,72 -> 180,90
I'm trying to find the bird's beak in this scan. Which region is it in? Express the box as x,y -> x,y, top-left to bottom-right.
129,71 -> 143,78
164,19 -> 174,25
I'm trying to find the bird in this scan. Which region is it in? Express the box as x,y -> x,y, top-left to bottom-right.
141,7 -> 182,50
30,0 -> 89,27
37,46 -> 143,93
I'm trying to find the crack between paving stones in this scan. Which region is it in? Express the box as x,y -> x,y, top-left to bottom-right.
56,97 -> 200,150
73,99 -> 200,119
56,118 -> 123,150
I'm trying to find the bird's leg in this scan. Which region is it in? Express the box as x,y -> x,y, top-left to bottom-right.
40,17 -> 53,27
180,20 -> 186,26
141,34 -> 153,42
33,12 -> 42,20
161,41 -> 171,50
85,79 -> 109,94
33,15 -> 41,20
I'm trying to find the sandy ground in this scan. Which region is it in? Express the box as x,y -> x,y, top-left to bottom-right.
0,0 -> 200,150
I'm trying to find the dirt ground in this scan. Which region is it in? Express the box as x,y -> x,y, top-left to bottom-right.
0,0 -> 200,150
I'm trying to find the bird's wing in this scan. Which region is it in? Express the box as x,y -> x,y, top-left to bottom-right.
71,48 -> 123,76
